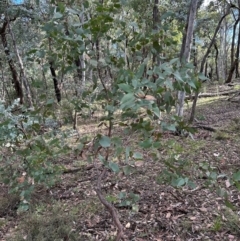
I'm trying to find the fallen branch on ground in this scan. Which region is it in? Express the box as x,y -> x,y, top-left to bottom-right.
227,91 -> 240,102
186,90 -> 240,100
62,165 -> 94,174
193,125 -> 217,132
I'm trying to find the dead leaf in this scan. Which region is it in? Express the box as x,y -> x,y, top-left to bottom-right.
199,207 -> 208,212
172,214 -> 185,220
135,161 -> 144,167
145,95 -> 156,101
166,212 -> 171,218
220,159 -> 226,165
225,179 -> 231,188
135,92 -> 145,99
17,176 -> 25,183
228,235 -> 235,240
125,222 -> 131,228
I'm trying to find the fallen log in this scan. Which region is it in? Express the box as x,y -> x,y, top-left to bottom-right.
186,90 -> 240,100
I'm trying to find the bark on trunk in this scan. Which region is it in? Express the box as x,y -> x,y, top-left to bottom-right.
152,0 -> 159,65
200,11 -> 230,73
176,0 -> 198,117
204,62 -> 208,77
226,10 -> 240,83
0,59 -> 11,102
230,18 -> 239,67
0,19 -> 24,104
193,36 -> 197,68
189,9 -> 231,122
8,21 -> 33,107
214,43 -> 219,81
49,61 -> 61,102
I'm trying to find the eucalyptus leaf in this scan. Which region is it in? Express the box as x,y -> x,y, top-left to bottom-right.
118,83 -> 133,93
133,152 -> 143,160
53,12 -> 63,19
109,162 -> 120,173
99,136 -> 111,148
232,170 -> 240,181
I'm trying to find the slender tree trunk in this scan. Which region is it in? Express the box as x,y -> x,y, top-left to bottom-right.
80,53 -> 86,92
235,13 -> 240,78
209,65 -> 213,80
223,17 -> 228,79
78,5 -> 86,93
0,19 -> 24,104
193,36 -> 197,68
75,57 -> 83,95
48,37 -> 61,102
189,9 -> 231,122
219,3 -> 228,81
235,62 -> 240,78
235,21 -> 240,78
153,0 -> 159,29
49,61 -> 61,102
200,12 -> 230,73
0,59 -> 11,102
176,0 -> 198,117
96,38 -> 108,96
226,59 -> 238,83
8,21 -> 33,107
152,0 -> 159,65
226,10 -> 240,83
204,62 -> 208,77
214,43 -> 219,81
124,37 -> 129,69
230,18 -> 239,67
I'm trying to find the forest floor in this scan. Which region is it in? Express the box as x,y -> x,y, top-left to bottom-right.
1,94 -> 240,241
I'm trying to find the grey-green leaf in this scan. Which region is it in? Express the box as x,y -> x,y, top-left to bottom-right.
109,162 -> 120,173
133,152 -> 143,160
99,136 -> 111,148
118,83 -> 133,93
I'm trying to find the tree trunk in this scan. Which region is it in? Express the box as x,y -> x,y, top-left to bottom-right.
176,0 -> 198,117
8,21 -> 33,107
152,0 -> 159,65
204,62 -> 208,77
235,27 -> 240,78
0,19 -> 24,104
75,57 -> 83,95
189,8 -> 231,122
209,65 -> 213,80
200,11 -> 230,73
78,6 -> 86,94
226,10 -> 240,83
0,59 -> 11,102
223,17 -> 228,79
49,61 -> 61,102
193,35 -> 197,68
230,18 -> 239,67
219,2 -> 228,81
214,42 -> 219,81
96,37 -> 108,97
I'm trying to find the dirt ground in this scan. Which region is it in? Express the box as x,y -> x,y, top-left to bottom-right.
1,96 -> 240,241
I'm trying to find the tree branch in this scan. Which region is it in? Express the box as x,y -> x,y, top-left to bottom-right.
95,169 -> 125,241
